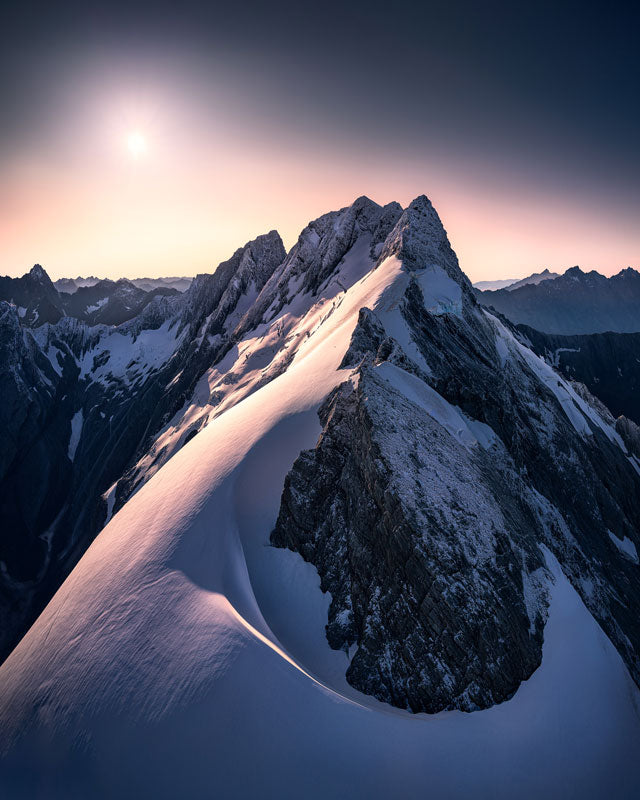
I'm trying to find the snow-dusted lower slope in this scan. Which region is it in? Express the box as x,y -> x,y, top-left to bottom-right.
0,232 -> 285,661
1,196 -> 640,798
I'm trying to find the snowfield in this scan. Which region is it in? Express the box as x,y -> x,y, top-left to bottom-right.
1,229 -> 640,798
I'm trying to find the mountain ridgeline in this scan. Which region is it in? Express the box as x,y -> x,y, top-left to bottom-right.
0,195 -> 639,727
0,268 -> 190,328
0,237 -> 285,661
476,266 -> 640,334
473,267 -> 560,292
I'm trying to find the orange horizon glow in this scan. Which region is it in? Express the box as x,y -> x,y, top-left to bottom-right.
1,82 -> 638,284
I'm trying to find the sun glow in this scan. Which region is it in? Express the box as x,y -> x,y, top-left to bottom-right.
127,131 -> 147,158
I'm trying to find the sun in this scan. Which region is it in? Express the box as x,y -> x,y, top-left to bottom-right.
127,131 -> 147,158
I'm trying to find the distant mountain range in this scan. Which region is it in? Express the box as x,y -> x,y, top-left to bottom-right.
0,267 -> 184,327
54,275 -> 192,294
476,266 -> 640,334
473,268 -> 559,292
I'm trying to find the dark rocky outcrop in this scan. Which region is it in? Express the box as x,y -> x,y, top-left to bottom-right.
517,325 -> 640,424
272,371 -> 549,712
271,205 -> 640,713
0,265 -> 65,326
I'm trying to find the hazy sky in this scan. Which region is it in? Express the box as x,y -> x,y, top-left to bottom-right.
1,0 -> 639,282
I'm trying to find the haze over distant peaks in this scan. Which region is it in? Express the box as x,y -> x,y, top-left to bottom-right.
53,275 -> 193,294
477,265 -> 640,334
473,267 -> 561,292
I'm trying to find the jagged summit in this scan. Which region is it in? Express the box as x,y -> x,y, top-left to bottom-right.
564,265 -> 598,279
377,194 -> 472,291
25,263 -> 56,293
28,264 -> 49,281
183,228 -> 285,335
235,195 -> 403,333
615,266 -> 640,278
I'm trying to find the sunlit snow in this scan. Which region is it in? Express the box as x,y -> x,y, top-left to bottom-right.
1,235 -> 639,800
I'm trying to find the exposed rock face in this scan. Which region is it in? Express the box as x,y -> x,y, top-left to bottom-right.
477,266 -> 640,334
271,202 -> 640,713
182,231 -> 285,337
272,373 -> 548,712
616,416 -> 640,461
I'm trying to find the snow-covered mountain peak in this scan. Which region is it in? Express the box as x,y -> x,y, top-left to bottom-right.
181,229 -> 285,336
377,194 -> 472,293
234,196 -> 403,336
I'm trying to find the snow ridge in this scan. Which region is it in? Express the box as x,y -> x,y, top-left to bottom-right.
1,194 -> 640,799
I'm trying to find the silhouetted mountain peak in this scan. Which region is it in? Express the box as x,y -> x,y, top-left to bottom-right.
27,264 -> 55,289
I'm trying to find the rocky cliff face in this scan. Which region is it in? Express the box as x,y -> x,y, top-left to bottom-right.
272,371 -> 549,711
0,303 -> 74,650
518,324 -> 640,425
272,201 -> 640,713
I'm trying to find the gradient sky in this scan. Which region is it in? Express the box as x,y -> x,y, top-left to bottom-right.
1,0 -> 639,282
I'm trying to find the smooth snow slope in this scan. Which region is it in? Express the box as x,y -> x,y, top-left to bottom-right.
1,255 -> 639,799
